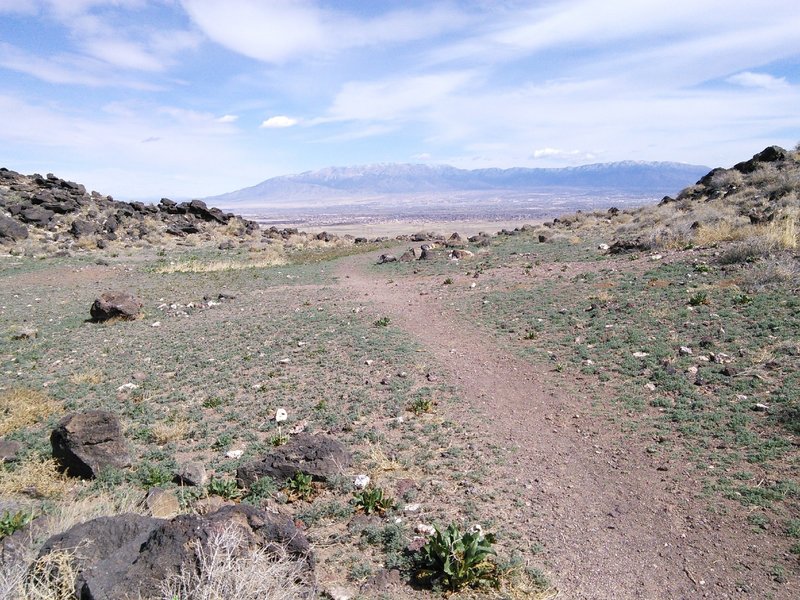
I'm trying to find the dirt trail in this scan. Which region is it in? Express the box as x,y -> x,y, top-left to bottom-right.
336,252 -> 786,600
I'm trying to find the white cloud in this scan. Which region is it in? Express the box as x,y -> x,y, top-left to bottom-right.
260,115 -> 298,128
727,71 -> 789,90
82,38 -> 165,71
180,0 -> 469,64
325,71 -> 475,123
532,148 -> 595,161
0,42 -> 162,89
216,114 -> 238,123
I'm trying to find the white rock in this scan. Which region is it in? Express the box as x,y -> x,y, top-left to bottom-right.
151,321 -> 161,328
278,358 -> 291,364
326,585 -> 356,600
697,355 -> 710,362
687,366 -> 699,375
404,503 -> 421,513
354,474 -> 371,489
365,359 -> 374,366
645,382 -> 656,392
753,403 -> 770,412
679,346 -> 693,356
650,254 -> 663,261
225,449 -> 244,459
415,523 -> 436,536
116,383 -> 139,393
275,408 -> 288,423
597,243 -> 610,251
633,351 -> 650,359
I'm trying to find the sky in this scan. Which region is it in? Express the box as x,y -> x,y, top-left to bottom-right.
0,0 -> 799,200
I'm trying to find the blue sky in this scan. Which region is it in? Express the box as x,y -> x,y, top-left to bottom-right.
1,0 -> 798,200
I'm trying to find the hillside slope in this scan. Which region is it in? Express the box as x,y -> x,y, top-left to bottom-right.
0,168 -> 259,254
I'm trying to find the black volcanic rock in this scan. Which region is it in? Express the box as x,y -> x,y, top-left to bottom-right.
0,167 -> 258,250
0,214 -> 28,242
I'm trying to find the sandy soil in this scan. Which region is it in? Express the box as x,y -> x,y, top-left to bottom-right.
336,248 -> 798,600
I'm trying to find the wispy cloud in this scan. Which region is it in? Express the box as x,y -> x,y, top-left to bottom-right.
180,0 -> 469,64
727,71 -> 789,90
325,71 -> 476,123
532,148 -> 596,162
216,114 -> 238,123
0,42 -> 162,89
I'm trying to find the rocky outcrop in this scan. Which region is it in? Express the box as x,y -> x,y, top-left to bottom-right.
50,410 -> 131,478
0,168 -> 259,250
237,433 -> 351,489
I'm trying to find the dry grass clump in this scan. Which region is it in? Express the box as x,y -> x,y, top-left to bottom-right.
0,388 -> 61,436
68,369 -> 103,385
740,256 -> 800,292
693,220 -> 753,246
0,458 -> 70,499
0,549 -> 78,600
40,487 -> 146,541
151,419 -> 191,445
155,251 -> 288,273
160,524 -> 313,600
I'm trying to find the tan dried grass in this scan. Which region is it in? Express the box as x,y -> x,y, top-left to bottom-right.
764,207 -> 798,249
0,549 -> 78,600
151,419 -> 190,445
0,458 -> 70,499
692,221 -> 752,246
0,388 -> 61,436
68,369 -> 103,385
155,253 -> 287,273
160,523 -> 312,600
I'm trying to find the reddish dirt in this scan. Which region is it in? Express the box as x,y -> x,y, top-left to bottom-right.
336,251 -> 797,600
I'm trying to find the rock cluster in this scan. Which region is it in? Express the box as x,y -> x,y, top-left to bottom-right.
0,168 -> 258,249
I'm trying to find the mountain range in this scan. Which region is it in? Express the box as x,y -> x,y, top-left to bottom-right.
206,161 -> 710,211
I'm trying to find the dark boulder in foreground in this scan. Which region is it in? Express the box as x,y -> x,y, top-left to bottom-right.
90,290 -> 143,321
237,433 -> 351,488
37,505 -> 314,600
51,410 -> 131,478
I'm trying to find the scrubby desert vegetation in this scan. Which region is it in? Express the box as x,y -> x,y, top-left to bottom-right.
1,145 -> 798,598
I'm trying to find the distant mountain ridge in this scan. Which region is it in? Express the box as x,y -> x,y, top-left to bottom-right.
206,161 -> 710,208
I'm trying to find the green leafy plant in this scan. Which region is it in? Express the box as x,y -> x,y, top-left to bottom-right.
410,397 -> 434,415
202,397 -> 224,409
242,476 -> 277,505
373,316 -> 391,327
207,476 -> 242,500
285,472 -> 314,501
137,463 -> 173,488
416,523 -> 498,591
0,509 -> 34,539
353,487 -> 395,515
689,291 -> 709,306
270,432 -> 289,446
